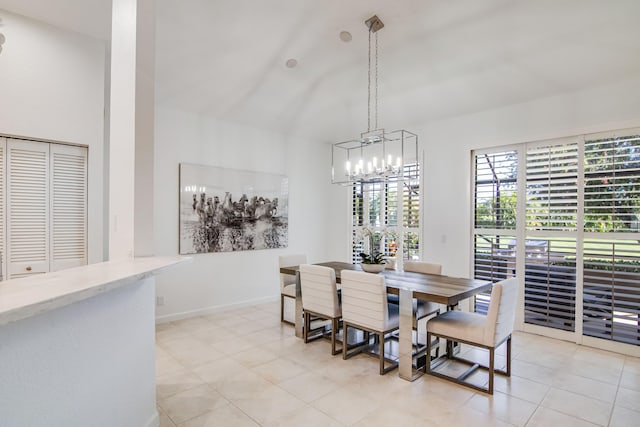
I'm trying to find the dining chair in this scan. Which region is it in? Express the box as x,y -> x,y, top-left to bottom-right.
425,277 -> 518,394
340,270 -> 400,375
278,254 -> 307,325
299,264 -> 342,355
403,260 -> 442,275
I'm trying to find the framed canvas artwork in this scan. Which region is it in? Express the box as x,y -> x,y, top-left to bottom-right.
179,163 -> 288,254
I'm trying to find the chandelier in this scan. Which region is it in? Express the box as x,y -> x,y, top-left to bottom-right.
331,15 -> 418,185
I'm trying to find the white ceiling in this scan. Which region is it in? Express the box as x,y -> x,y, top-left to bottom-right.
3,0 -> 640,143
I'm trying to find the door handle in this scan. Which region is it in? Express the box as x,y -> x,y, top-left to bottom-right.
26,266 -> 32,272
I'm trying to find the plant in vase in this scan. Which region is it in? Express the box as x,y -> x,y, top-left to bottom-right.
356,226 -> 396,273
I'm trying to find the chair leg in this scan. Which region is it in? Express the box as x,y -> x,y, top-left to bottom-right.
303,311 -> 310,343
342,323 -> 349,360
379,334 -> 385,375
280,294 -> 284,323
425,331 -> 432,373
506,335 -> 512,376
488,347 -> 495,395
331,318 -> 339,355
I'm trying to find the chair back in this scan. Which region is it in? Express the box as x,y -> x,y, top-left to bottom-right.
403,261 -> 442,275
279,254 -> 307,292
340,270 -> 389,331
300,264 -> 340,318
484,278 -> 518,345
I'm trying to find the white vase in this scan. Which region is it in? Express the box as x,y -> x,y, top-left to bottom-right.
360,263 -> 386,273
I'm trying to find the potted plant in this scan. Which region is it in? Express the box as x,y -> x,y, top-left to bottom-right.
356,226 -> 396,273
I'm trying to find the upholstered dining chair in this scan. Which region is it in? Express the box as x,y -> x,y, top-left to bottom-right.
278,254 -> 307,325
341,270 -> 400,375
425,277 -> 518,394
403,260 -> 442,275
299,264 -> 342,355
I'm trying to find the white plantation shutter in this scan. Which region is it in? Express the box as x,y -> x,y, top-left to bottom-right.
6,139 -> 50,278
526,143 -> 578,231
50,144 -> 87,271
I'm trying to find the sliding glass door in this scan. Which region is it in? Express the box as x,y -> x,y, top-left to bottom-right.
472,128 -> 640,352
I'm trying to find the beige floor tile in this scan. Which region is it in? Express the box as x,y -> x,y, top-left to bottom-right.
159,384 -> 229,425
311,384 -> 380,425
157,350 -> 187,377
172,316 -> 216,333
352,406 -> 439,427
609,405 -> 640,427
541,387 -> 612,426
439,406 -> 518,427
265,404 -> 343,427
511,359 -> 557,385
191,357 -> 248,387
565,358 -> 623,385
623,357 -> 640,374
251,356 -> 307,384
158,406 -> 177,427
516,347 -> 570,371
231,385 -> 308,425
615,387 -> 640,412
278,371 -> 343,403
572,346 -> 626,370
467,391 -> 537,427
215,370 -> 275,401
159,336 -> 227,368
210,336 -> 257,355
620,370 -> 640,392
233,346 -> 280,368
157,368 -> 206,400
526,407 -> 599,427
176,402 -> 259,427
552,371 -> 618,403
494,374 -> 550,405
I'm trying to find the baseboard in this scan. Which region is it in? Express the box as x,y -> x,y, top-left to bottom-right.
155,295 -> 278,323
144,410 -> 159,427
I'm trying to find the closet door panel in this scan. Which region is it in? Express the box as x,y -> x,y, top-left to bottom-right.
6,139 -> 50,279
0,138 -> 6,281
50,144 -> 87,271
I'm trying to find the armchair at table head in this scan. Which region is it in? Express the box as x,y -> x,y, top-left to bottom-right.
425,277 -> 519,394
278,254 -> 307,325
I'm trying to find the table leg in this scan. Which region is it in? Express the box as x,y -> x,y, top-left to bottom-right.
399,288 -> 421,381
295,271 -> 303,339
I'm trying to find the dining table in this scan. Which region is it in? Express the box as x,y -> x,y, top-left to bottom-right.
279,261 -> 493,381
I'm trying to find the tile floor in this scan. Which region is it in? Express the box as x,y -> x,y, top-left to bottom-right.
156,301 -> 640,426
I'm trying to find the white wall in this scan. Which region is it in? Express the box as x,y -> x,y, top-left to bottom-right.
0,9 -> 106,263
0,278 -> 159,427
154,107 -> 332,320
326,76 -> 640,278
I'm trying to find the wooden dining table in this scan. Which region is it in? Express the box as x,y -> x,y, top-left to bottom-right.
279,261 -> 493,381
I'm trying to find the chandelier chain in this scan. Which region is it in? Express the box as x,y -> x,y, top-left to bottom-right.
367,28 -> 372,133
375,31 -> 379,131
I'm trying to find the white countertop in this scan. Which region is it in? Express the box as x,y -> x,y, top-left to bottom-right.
0,256 -> 190,326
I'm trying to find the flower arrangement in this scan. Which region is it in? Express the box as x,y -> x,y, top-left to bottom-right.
355,226 -> 396,264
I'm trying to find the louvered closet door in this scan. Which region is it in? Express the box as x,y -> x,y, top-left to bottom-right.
0,138 -> 6,281
50,144 -> 87,271
6,139 -> 50,279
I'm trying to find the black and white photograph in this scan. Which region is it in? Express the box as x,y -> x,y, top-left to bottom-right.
179,163 -> 288,254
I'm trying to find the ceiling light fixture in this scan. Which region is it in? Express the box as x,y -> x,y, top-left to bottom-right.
339,31 -> 352,42
331,15 -> 418,185
285,58 -> 298,68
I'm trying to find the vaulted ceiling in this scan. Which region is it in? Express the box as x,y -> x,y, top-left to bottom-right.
2,0 -> 640,142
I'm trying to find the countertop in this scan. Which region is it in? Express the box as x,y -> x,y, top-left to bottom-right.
0,256 -> 190,326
